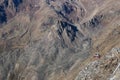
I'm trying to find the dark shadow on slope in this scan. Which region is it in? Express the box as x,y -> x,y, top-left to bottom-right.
13,0 -> 23,11
0,5 -> 7,24
57,21 -> 79,42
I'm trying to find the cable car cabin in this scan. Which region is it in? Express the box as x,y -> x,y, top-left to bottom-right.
93,53 -> 101,59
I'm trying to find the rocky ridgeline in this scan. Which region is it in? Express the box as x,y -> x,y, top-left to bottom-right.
75,47 -> 120,80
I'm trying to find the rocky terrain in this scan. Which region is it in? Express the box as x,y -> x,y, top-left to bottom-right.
0,0 -> 120,80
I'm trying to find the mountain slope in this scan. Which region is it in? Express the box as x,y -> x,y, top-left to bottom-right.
0,0 -> 120,80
